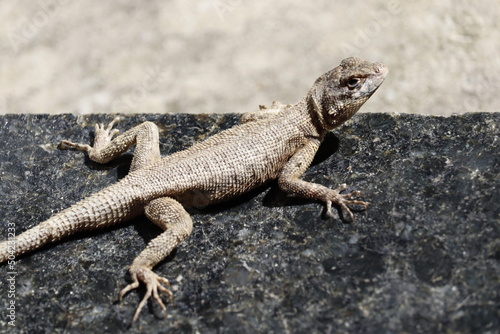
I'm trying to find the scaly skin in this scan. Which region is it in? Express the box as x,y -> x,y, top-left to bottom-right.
0,57 -> 387,323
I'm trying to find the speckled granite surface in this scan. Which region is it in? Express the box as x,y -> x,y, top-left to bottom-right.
0,113 -> 498,333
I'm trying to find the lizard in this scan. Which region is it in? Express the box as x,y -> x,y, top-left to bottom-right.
0,57 -> 388,323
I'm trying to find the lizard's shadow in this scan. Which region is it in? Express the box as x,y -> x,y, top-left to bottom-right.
80,153 -> 134,179
311,132 -> 341,166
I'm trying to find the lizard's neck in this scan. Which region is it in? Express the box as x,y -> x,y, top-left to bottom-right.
291,97 -> 327,139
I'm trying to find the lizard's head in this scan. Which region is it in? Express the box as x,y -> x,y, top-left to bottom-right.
308,57 -> 388,130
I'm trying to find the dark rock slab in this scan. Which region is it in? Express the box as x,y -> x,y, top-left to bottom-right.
0,113 -> 498,333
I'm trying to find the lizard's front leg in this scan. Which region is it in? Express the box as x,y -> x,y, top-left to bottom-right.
278,138 -> 369,221
119,197 -> 193,323
60,118 -> 161,172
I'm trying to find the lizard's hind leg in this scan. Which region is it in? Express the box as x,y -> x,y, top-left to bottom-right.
119,197 -> 193,323
60,118 -> 161,172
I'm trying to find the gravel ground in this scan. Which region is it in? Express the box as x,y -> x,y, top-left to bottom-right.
0,1 -> 499,116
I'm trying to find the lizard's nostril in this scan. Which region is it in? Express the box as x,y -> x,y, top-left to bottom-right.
373,63 -> 388,75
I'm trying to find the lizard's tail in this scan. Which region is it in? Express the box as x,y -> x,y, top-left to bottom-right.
0,182 -> 143,263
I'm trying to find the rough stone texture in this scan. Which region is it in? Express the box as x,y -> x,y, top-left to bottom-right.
1,1 -> 500,117
0,113 -> 498,333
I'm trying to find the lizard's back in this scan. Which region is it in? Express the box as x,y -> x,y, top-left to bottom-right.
129,110 -> 311,205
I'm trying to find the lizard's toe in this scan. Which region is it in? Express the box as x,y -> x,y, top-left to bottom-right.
94,118 -> 120,143
325,187 -> 369,222
58,140 -> 91,152
119,266 -> 174,323
59,118 -> 120,153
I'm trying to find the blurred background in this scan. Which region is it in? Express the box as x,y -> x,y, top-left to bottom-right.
0,1 -> 498,116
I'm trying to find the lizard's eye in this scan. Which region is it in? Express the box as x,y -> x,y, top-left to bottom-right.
347,77 -> 361,89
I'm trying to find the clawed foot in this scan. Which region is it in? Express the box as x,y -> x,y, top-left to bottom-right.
325,183 -> 369,221
59,117 -> 120,153
118,265 -> 174,323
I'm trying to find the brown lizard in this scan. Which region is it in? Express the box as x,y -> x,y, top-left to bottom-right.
0,57 -> 387,322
